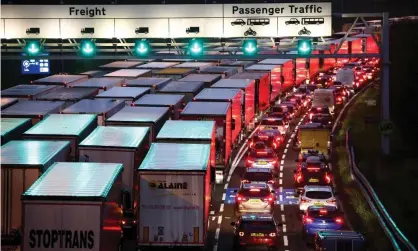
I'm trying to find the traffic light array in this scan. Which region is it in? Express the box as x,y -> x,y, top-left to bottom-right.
187,39 -> 204,56
24,40 -> 42,56
297,39 -> 312,55
80,40 -> 96,57
242,39 -> 258,55
134,40 -> 151,56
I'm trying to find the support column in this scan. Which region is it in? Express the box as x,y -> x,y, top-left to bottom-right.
381,12 -> 390,155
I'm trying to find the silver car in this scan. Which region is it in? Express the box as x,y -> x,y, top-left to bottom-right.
299,185 -> 337,212
234,182 -> 276,216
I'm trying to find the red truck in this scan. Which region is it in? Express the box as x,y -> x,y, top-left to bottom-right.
180,101 -> 234,184
257,59 -> 295,94
194,88 -> 243,146
211,79 -> 256,134
229,72 -> 270,115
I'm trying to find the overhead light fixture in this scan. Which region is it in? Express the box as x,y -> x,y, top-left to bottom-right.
26,28 -> 40,35
81,27 -> 95,35
187,39 -> 204,57
79,40 -> 96,57
134,39 -> 151,56
242,39 -> 258,55
24,40 -> 42,56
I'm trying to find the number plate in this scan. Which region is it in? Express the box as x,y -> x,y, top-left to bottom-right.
251,233 -> 265,237
309,178 -> 319,182
248,199 -> 261,203
257,161 -> 267,165
314,202 -> 324,206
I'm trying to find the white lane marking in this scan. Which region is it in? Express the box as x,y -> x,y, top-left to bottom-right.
222,193 -> 226,201
287,139 -> 292,143
231,125 -> 260,170
212,216 -> 216,221
286,143 -> 289,148
213,244 -> 218,251
284,149 -> 288,154
279,186 -> 283,192
210,210 -> 215,215
227,175 -> 231,182
220,204 -> 224,213
217,216 -> 223,225
283,224 -> 287,233
281,214 -> 286,223
280,165 -> 283,171
279,172 -> 283,178
291,133 -> 295,138
280,204 -> 284,211
283,236 -> 288,246
279,195 -> 283,201
280,160 -> 284,165
215,228 -> 220,240
224,183 -> 229,190
282,154 -> 286,159
279,179 -> 283,185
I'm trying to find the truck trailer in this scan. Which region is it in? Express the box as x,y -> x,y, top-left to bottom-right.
104,69 -> 152,79
61,99 -> 125,126
68,77 -> 124,93
21,162 -> 124,251
1,118 -> 32,145
194,88 -> 243,145
78,126 -> 150,211
1,100 -> 66,125
100,60 -> 143,70
1,98 -> 18,110
153,68 -> 196,80
23,114 -> 97,160
95,87 -> 150,105
229,72 -> 270,115
122,78 -> 172,93
79,70 -> 110,78
173,62 -> 214,71
296,123 -> 331,158
136,62 -> 181,74
1,85 -> 58,100
34,87 -> 99,108
157,81 -> 205,103
105,106 -> 170,141
199,66 -> 239,78
179,74 -> 222,88
257,58 -> 295,94
219,60 -> 255,72
133,94 -> 185,120
180,101 -> 233,183
245,64 -> 280,102
137,143 -> 211,248
31,74 -> 88,87
211,79 -> 256,133
1,140 -> 71,241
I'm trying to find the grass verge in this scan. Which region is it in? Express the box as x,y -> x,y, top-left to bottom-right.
332,83 -> 392,251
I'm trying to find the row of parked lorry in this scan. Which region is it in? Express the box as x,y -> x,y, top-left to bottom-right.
0,58 -> 335,250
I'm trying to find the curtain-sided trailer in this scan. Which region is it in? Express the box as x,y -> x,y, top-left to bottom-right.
21,162 -> 124,251
95,87 -> 150,105
194,88 -> 243,146
133,94 -> 185,120
137,143 -> 211,248
1,140 -> 71,240
61,99 -> 125,126
105,106 -> 170,141
1,118 -> 32,145
1,100 -> 66,125
1,85 -> 58,100
22,114 -> 97,160
180,101 -> 233,183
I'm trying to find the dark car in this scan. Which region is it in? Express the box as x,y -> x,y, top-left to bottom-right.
310,113 -> 332,127
245,148 -> 279,173
302,206 -> 344,242
250,129 -> 284,151
294,156 -> 331,193
308,106 -> 332,121
231,213 -> 282,249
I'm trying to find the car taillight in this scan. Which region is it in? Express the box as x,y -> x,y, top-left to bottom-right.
241,179 -> 250,183
296,174 -> 303,183
236,195 -> 247,202
309,113 -> 313,120
335,217 -> 343,224
337,97 -> 342,101
247,159 -> 254,165
275,136 -> 282,142
270,160 -> 277,165
326,198 -> 336,203
269,233 -> 276,237
272,142 -> 278,149
303,216 -> 314,223
122,221 -> 126,225
268,180 -> 275,184
239,232 -> 245,236
264,195 -> 275,202
301,198 -> 311,203
249,142 -> 254,148
325,173 -> 331,184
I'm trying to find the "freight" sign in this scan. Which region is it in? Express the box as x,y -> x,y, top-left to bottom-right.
28,229 -> 95,249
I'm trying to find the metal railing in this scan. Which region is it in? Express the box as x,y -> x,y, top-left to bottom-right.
345,128 -> 417,251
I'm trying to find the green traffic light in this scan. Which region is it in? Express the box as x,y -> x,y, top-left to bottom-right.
80,40 -> 96,57
297,39 -> 312,55
134,40 -> 151,56
242,39 -> 258,55
25,41 -> 42,56
188,39 -> 204,56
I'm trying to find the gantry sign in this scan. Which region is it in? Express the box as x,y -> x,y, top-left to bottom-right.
0,3 -> 332,39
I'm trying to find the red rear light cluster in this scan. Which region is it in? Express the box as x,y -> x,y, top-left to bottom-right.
303,216 -> 313,223
246,159 -> 254,165
269,233 -> 276,237
236,195 -> 248,202
263,195 -> 275,203
239,232 -> 245,236
296,174 -> 303,183
335,217 -> 343,224
301,198 -> 311,203
325,173 -> 331,184
326,198 -> 337,203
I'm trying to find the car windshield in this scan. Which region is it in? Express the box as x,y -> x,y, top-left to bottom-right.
240,221 -> 276,230
250,150 -> 275,158
240,189 -> 271,197
271,106 -> 284,113
305,191 -> 332,199
253,143 -> 267,149
244,172 -> 273,181
312,107 -> 330,114
269,112 -> 285,118
261,119 -> 284,126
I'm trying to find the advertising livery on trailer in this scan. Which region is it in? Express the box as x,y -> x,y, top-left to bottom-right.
137,143 -> 211,248
180,102 -> 233,183
21,162 -> 124,251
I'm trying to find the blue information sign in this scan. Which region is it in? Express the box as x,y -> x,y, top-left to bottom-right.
21,59 -> 50,75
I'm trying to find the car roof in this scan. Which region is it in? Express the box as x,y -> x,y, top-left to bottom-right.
304,185 -> 333,192
242,182 -> 268,189
240,213 -> 274,222
245,168 -> 272,173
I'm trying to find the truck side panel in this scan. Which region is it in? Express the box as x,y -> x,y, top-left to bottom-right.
258,74 -> 270,112
138,174 -> 205,246
22,203 -> 102,251
231,92 -> 242,145
282,60 -> 294,92
270,67 -> 282,101
245,83 -> 256,127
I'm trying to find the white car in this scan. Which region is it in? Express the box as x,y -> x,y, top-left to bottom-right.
259,117 -> 289,136
299,185 -> 337,212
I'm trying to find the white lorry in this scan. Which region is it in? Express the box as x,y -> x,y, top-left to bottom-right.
312,89 -> 335,115
137,143 -> 211,248
21,162 -> 124,251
